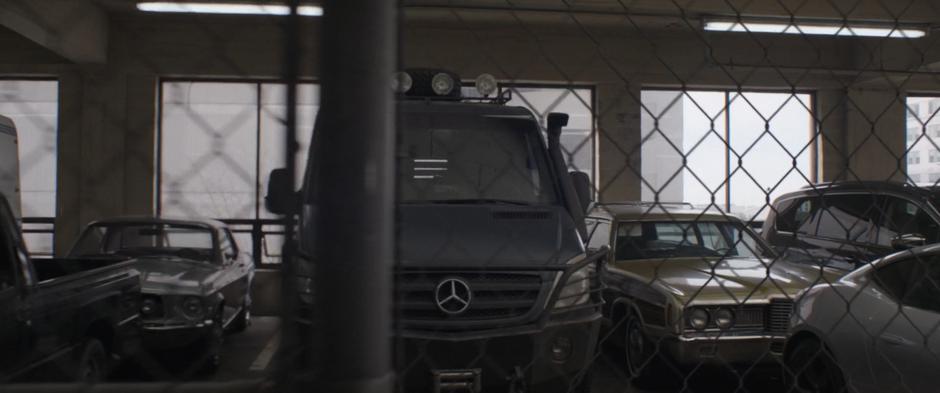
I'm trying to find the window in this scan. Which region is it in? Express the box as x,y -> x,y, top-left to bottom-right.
641,90 -> 815,219
775,198 -> 818,234
815,194 -> 879,242
907,127 -> 920,142
874,255 -> 940,313
502,86 -> 596,184
159,81 -> 319,264
615,220 -> 768,260
911,102 -> 923,117
398,112 -> 556,204
586,219 -> 611,252
0,80 -> 58,255
877,197 -> 940,245
907,97 -> 940,183
220,229 -> 237,259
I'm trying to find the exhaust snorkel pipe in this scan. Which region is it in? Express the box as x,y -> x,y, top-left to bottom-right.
546,113 -> 588,241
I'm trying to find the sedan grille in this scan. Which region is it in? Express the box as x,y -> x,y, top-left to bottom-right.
396,271 -> 549,330
767,298 -> 794,334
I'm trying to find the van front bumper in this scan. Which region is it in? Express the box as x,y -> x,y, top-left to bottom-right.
396,314 -> 601,393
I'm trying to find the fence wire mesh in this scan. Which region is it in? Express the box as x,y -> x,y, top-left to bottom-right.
1,1 -> 940,393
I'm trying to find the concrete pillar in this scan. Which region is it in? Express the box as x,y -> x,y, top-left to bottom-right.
844,88 -> 907,182
816,89 -> 849,182
596,82 -> 642,202
54,69 -> 157,255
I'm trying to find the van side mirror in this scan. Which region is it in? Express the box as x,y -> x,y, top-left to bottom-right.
891,233 -> 926,251
570,171 -> 592,214
265,168 -> 300,215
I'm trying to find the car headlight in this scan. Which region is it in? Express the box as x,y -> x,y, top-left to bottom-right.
714,308 -> 734,330
553,264 -> 594,309
180,296 -> 206,320
141,296 -> 161,317
687,308 -> 709,330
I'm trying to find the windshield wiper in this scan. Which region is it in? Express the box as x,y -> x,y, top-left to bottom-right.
416,198 -> 536,206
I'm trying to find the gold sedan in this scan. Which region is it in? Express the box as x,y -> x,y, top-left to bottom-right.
586,203 -> 840,383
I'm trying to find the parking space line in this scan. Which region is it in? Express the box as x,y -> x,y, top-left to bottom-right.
249,331 -> 281,371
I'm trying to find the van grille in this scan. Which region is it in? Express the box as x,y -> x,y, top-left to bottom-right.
396,271 -> 549,330
767,298 -> 794,334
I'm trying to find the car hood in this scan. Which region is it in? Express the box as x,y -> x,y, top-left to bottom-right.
398,204 -> 583,267
135,257 -> 222,296
608,257 -> 840,304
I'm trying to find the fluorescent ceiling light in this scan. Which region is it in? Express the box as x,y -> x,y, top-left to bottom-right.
137,2 -> 323,16
704,20 -> 926,38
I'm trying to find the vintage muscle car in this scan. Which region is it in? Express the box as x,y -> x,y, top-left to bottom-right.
586,203 -> 840,383
67,217 -> 254,372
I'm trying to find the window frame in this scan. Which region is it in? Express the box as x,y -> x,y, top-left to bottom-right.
640,87 -> 819,214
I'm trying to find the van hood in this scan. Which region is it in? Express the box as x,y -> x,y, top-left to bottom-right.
397,204 -> 583,268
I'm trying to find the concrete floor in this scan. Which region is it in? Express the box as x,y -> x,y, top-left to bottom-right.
110,316 -> 788,393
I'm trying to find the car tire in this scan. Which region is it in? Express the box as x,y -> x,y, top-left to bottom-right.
229,302 -> 251,333
786,337 -> 846,393
73,338 -> 108,383
623,313 -> 670,387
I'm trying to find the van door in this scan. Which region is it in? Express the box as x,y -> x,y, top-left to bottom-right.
0,116 -> 20,220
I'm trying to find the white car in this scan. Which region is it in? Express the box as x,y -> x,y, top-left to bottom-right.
786,244 -> 940,393
0,115 -> 20,219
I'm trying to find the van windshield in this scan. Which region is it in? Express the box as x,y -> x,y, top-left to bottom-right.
398,110 -> 558,205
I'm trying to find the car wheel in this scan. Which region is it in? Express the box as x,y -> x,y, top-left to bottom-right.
229,301 -> 251,333
73,339 -> 108,383
623,314 -> 665,386
787,337 -> 846,393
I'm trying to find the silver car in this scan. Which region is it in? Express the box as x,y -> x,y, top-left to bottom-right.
786,244 -> 940,393
68,217 -> 255,371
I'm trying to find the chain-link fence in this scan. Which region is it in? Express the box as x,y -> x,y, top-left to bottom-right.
1,0 -> 940,392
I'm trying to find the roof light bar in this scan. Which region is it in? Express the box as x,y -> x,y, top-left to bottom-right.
704,19 -> 926,38
137,2 -> 323,16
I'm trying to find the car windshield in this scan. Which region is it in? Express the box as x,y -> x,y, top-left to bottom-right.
70,223 -> 215,262
615,220 -> 771,261
397,110 -> 558,205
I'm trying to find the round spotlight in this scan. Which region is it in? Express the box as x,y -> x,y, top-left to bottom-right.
431,72 -> 456,96
714,309 -> 734,330
474,73 -> 498,96
688,308 -> 709,330
392,72 -> 413,93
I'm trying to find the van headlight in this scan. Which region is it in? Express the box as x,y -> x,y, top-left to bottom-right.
553,263 -> 594,309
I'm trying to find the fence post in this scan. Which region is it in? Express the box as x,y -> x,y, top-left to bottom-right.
311,0 -> 396,392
